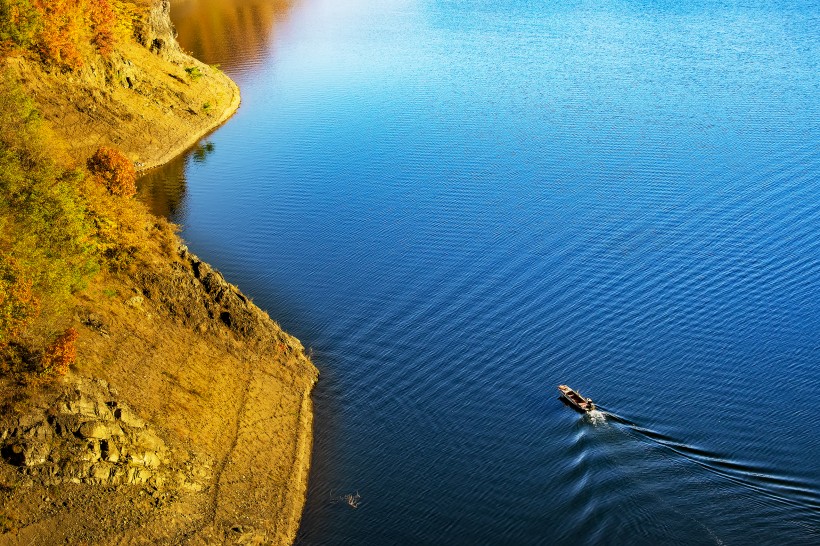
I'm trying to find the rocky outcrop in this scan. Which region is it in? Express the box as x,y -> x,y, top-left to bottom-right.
135,244 -> 310,354
138,245 -> 268,340
134,0 -> 183,60
0,378 -> 208,492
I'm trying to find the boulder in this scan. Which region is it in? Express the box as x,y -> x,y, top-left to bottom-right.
87,462 -> 114,484
115,407 -> 146,429
78,421 -> 116,440
68,395 -> 98,418
101,439 -> 120,463
126,467 -> 153,485
130,429 -> 164,452
128,451 -> 161,468
52,414 -> 85,437
76,440 -> 101,462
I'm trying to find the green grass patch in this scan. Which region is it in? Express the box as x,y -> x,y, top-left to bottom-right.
184,66 -> 203,81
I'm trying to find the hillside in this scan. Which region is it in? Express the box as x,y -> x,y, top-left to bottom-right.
0,1 -> 318,544
3,0 -> 240,171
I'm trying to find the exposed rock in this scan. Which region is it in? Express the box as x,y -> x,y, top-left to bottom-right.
133,0 -> 183,61
101,439 -> 120,463
137,245 -> 300,347
78,421 -> 119,440
89,462 -> 114,483
76,440 -> 101,462
0,378 -> 202,491
1,443 -> 26,467
114,407 -> 145,429
81,313 -> 109,336
52,414 -> 85,436
126,295 -> 144,308
64,395 -> 99,418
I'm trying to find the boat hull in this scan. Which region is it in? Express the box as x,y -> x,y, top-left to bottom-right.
557,385 -> 595,413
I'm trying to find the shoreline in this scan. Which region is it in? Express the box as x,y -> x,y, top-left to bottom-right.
2,2 -> 318,542
136,74 -> 241,173
131,52 -> 317,546
141,73 -> 317,546
134,63 -> 318,545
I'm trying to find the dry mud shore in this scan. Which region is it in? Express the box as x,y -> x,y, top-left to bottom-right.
0,2 -> 318,544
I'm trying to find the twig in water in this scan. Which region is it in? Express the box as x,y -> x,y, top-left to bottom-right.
344,491 -> 361,509
331,489 -> 362,509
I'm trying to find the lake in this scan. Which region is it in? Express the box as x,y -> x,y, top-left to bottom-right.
139,0 -> 820,543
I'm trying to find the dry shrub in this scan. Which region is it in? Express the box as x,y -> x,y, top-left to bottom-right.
87,146 -> 136,197
0,255 -> 41,350
41,327 -> 77,376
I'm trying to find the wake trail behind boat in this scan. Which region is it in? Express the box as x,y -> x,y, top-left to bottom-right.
591,406 -> 820,515
584,409 -> 607,427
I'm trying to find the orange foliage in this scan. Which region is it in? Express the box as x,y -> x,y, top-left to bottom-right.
31,0 -> 116,68
87,146 -> 137,197
0,255 -> 41,350
88,0 -> 115,56
41,327 -> 78,376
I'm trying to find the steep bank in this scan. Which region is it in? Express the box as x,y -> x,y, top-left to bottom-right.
0,1 -> 317,544
1,242 -> 318,544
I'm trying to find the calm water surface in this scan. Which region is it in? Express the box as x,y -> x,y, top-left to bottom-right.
141,0 -> 820,543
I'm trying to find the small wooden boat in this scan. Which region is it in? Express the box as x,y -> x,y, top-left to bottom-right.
558,385 -> 595,413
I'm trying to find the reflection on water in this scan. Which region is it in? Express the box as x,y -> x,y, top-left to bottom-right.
170,0 -> 293,75
137,141 -> 216,218
191,141 -> 215,164
140,0 -> 295,217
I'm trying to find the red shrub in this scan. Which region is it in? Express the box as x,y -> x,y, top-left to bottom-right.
42,327 -> 78,376
87,146 -> 137,197
88,0 -> 115,57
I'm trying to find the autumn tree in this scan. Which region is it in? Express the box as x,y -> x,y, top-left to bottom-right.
0,0 -> 40,54
0,0 -> 117,67
41,327 -> 78,376
0,255 -> 40,350
87,146 -> 137,197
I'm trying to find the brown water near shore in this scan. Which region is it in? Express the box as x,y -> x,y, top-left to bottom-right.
171,0 -> 293,75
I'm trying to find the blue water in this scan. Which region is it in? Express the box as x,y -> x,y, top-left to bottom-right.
140,0 -> 820,543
